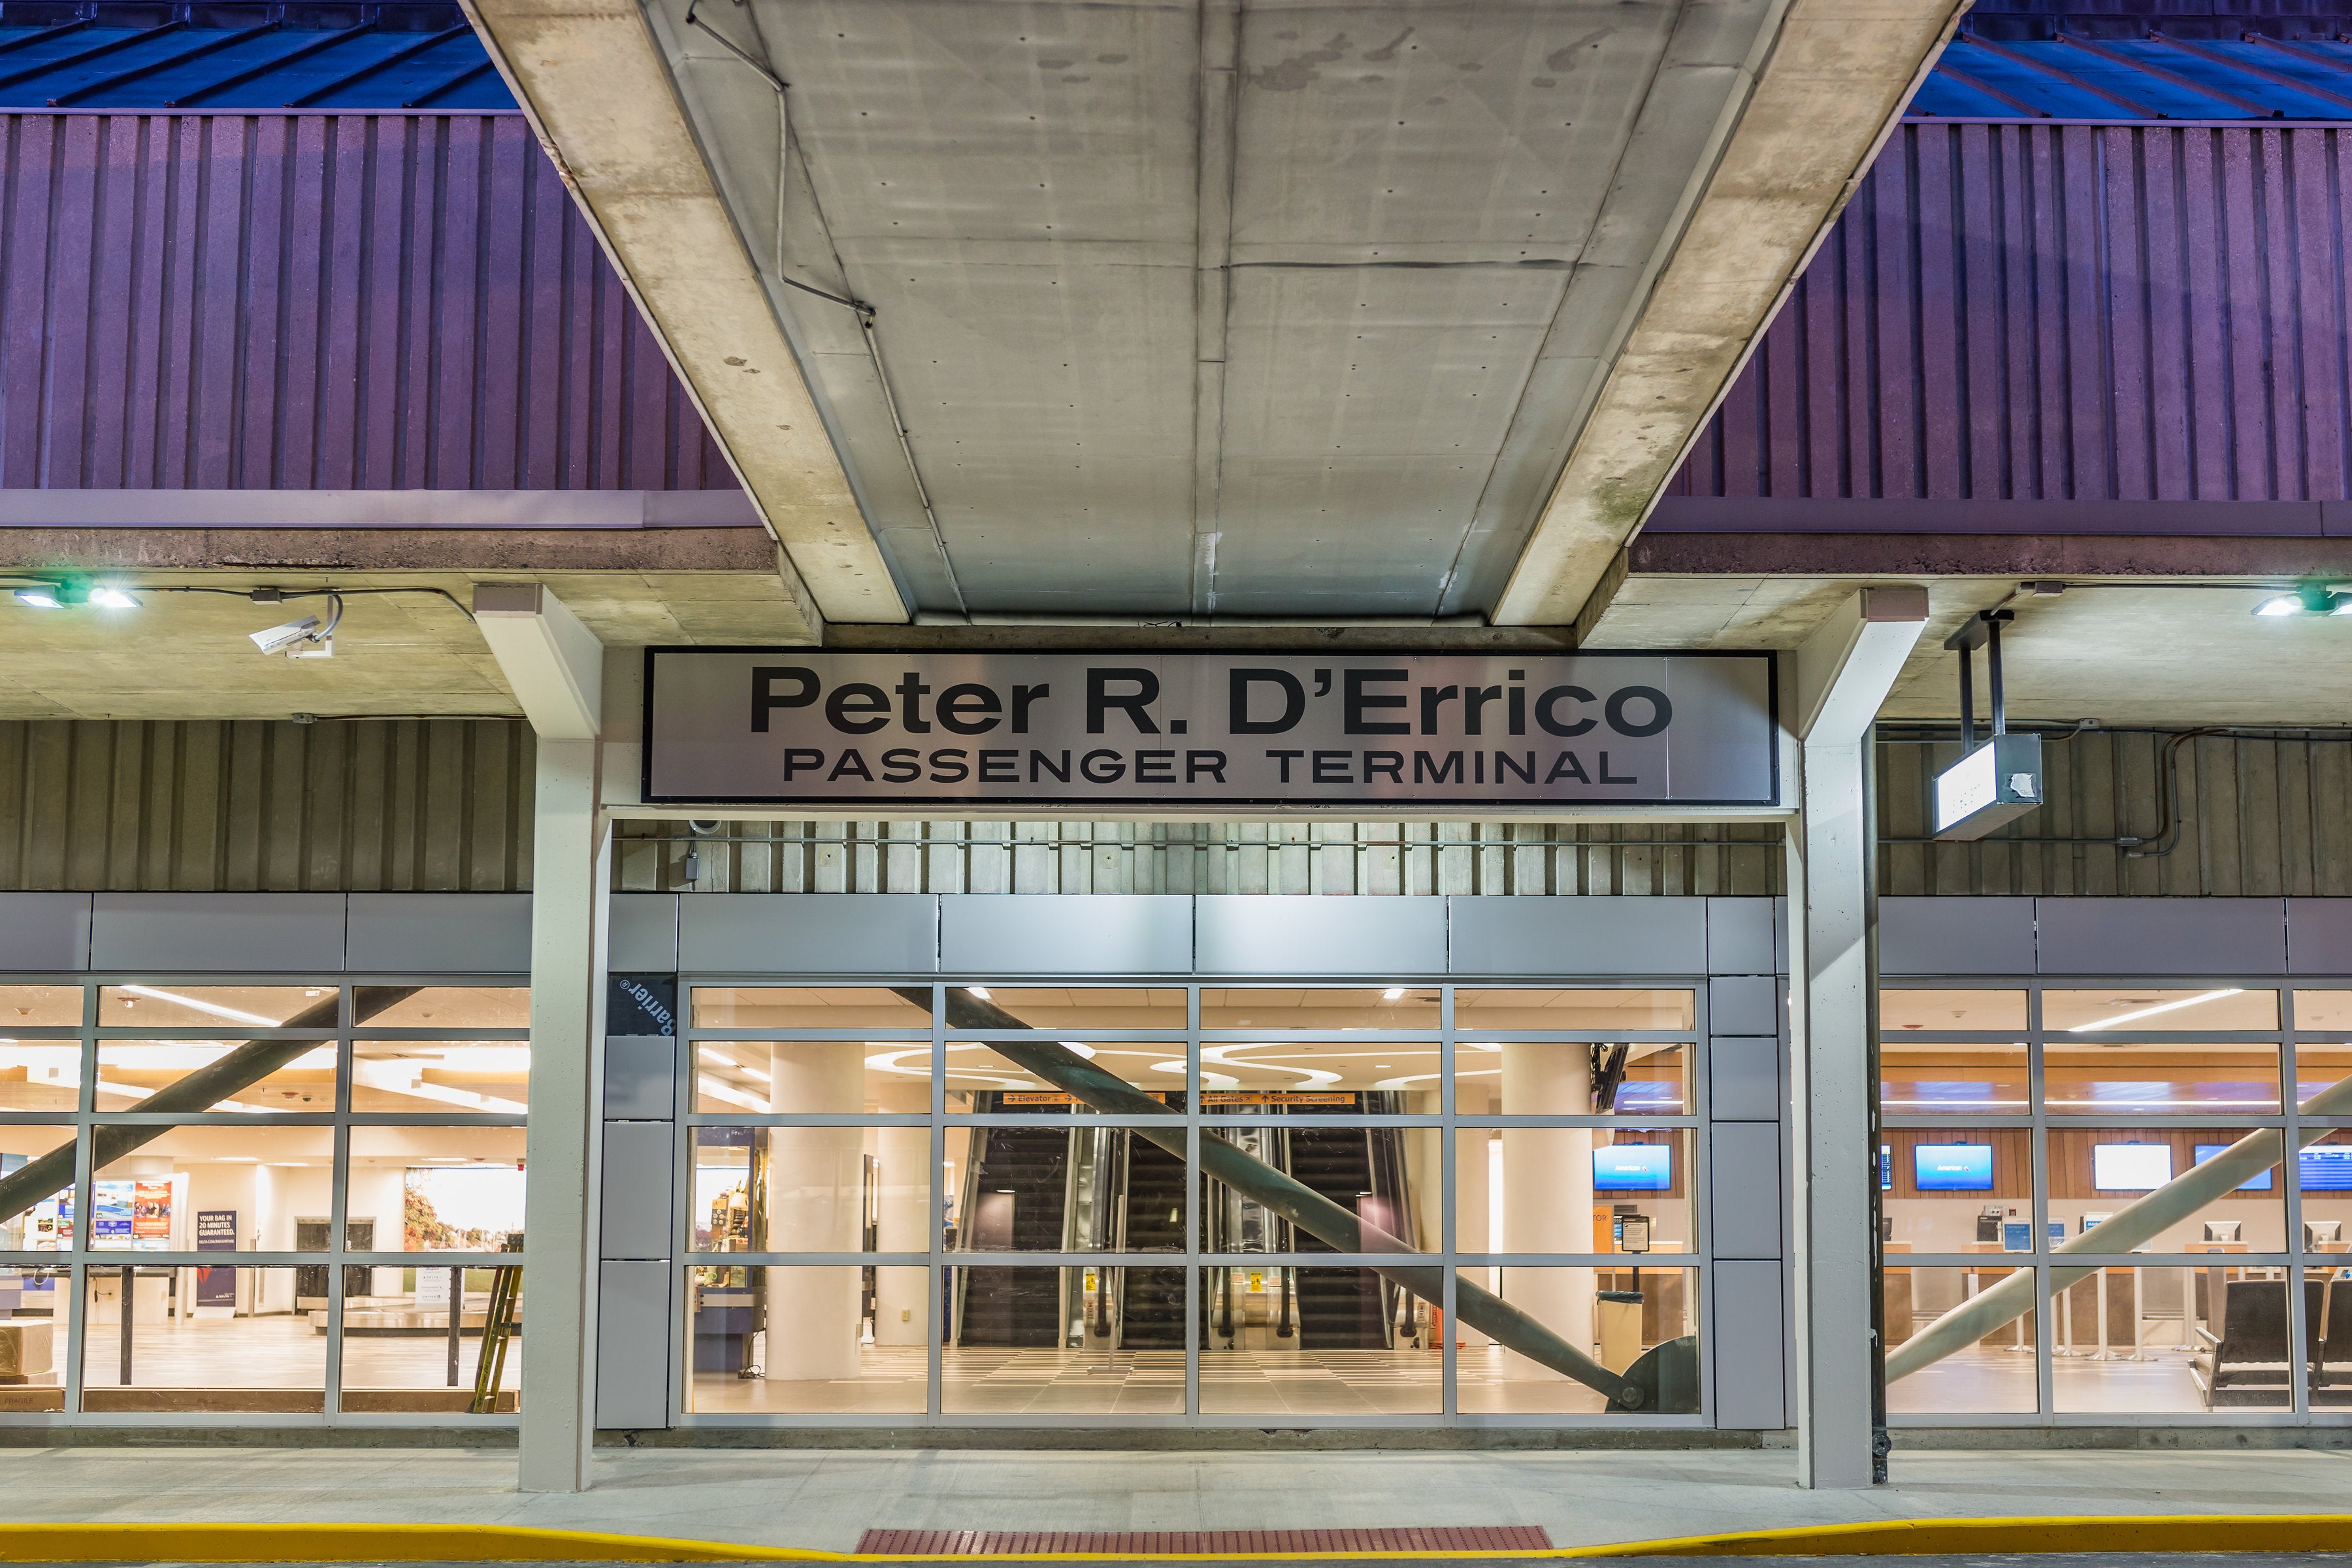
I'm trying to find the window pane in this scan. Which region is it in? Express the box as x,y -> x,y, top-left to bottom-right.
1880,989 -> 2028,1031
0,985 -> 82,1027
2051,1128 -> 2285,1252
947,1124 -> 1181,1254
1203,1124 -> 1439,1255
340,1262 -> 524,1414
1453,1039 -> 1686,1115
2043,988 -> 2279,1034
2302,1130 -> 2352,1253
1200,988 -> 1439,1030
1452,1129 -> 1693,1256
89,1125 -> 335,1251
1454,988 -> 1695,1030
691,986 -> 929,1029
686,1264 -> 924,1413
2298,1039 -> 2352,1112
0,1263 -> 65,1409
351,1041 -> 529,1113
80,1265 -> 325,1413
1198,1266 -> 1438,1414
1884,1130 -> 2028,1250
1455,1264 -> 1700,1414
97,1039 -> 338,1114
355,987 -> 529,1029
1203,1041 -> 1438,1111
695,1039 -> 930,1115
2298,990 -> 2352,1031
942,1266 -> 1184,1413
1881,1042 -> 2028,1117
2050,1266 -> 2245,1414
347,1126 -> 527,1252
2044,1042 -> 2281,1117
689,1125 -> 925,1255
0,1039 -> 80,1111
945,1043 -> 1184,1114
99,985 -> 331,1030
0,1124 -> 74,1250
1885,1264 -> 2037,1414
953,988 -> 1184,1030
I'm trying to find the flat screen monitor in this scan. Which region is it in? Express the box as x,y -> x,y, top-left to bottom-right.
2204,1220 -> 2242,1243
1880,1145 -> 1893,1192
1913,1143 -> 1993,1192
2093,1143 -> 2174,1192
1592,1145 -> 1672,1192
2304,1147 -> 2352,1192
2193,1143 -> 2274,1191
2309,1220 -> 2344,1247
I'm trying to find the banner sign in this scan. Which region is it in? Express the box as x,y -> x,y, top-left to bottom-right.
643,649 -> 1778,809
196,1209 -> 237,1306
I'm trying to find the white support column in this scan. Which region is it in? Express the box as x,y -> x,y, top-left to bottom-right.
1786,585 -> 1927,1490
476,583 -> 610,1494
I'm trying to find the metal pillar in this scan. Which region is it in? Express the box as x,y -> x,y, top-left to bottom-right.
517,738 -> 612,1491
1788,587 -> 1927,1489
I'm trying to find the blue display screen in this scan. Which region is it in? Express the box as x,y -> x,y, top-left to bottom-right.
1593,1145 -> 1673,1191
1913,1143 -> 1994,1192
2193,1143 -> 2274,1191
2303,1147 -> 2352,1191
1880,1145 -> 1893,1192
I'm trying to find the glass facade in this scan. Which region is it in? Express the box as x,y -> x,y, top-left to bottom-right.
677,981 -> 1712,1425
1882,981 -> 2352,1422
0,983 -> 527,1422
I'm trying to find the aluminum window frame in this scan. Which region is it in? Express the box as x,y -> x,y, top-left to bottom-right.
1880,974 -> 2352,1428
0,972 -> 530,1431
671,974 -> 1714,1431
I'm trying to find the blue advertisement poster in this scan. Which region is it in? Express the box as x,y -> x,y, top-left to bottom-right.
195,1209 -> 238,1307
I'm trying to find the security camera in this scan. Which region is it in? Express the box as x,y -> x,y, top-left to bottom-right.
250,617 -> 322,655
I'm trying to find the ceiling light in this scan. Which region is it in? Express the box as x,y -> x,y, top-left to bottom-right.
13,587 -> 61,609
2255,584 -> 2349,617
2066,988 -> 2246,1033
967,987 -> 990,1000
88,586 -> 140,609
1382,987 -> 1405,1001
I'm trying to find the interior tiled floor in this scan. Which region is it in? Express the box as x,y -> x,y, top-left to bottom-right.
38,1311 -> 522,1395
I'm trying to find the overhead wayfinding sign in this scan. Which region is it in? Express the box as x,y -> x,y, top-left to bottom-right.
642,649 -> 1778,809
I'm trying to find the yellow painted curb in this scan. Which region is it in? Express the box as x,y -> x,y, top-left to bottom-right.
6,1514 -> 2352,1562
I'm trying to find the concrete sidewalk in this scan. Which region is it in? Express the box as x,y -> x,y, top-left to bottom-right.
4,1447 -> 2352,1552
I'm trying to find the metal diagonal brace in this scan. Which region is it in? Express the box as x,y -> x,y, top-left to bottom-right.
906,986 -> 1697,1412
0,987 -> 421,1227
1887,1070 -> 2352,1382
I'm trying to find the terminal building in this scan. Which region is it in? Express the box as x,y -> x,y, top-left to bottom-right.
0,0 -> 2349,1495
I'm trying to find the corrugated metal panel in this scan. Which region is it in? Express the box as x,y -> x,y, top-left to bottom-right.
1911,36 -> 2352,122
0,112 -> 736,492
0,718 -> 533,891
612,823 -> 1787,898
1876,730 -> 2352,896
1670,123 -> 2352,507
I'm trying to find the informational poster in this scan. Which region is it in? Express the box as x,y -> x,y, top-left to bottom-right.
644,649 -> 1780,809
195,1209 -> 238,1307
90,1182 -> 135,1246
133,1181 -> 172,1241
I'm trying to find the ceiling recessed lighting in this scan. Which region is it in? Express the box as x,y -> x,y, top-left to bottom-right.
2255,584 -> 2350,617
967,987 -> 991,1000
1381,987 -> 1405,1001
89,585 -> 140,609
12,586 -> 61,609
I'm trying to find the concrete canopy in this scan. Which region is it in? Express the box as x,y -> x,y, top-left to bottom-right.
463,0 -> 1965,625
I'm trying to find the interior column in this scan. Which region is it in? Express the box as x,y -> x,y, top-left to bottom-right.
761,1045 -> 864,1380
874,1082 -> 930,1347
1500,1044 -> 1592,1375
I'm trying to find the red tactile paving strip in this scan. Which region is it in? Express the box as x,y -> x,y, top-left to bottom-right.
855,1528 -> 1554,1556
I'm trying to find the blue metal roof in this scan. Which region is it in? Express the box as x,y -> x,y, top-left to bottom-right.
1911,34 -> 2352,120
0,4 -> 514,110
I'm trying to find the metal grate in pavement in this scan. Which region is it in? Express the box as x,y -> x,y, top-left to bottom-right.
855,1527 -> 1555,1556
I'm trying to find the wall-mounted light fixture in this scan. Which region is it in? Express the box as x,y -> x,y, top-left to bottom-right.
1933,607 -> 2045,841
2253,583 -> 2352,617
12,581 -> 140,610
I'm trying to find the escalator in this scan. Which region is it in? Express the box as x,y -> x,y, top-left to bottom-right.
953,1099 -> 1071,1347
1115,1134 -> 1187,1348
1283,1124 -> 1388,1348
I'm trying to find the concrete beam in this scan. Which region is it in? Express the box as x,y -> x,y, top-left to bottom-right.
1491,0 -> 1968,627
457,0 -> 906,625
1794,585 -> 1928,742
474,583 -> 606,741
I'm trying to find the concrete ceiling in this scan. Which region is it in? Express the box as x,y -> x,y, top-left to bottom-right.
0,531 -> 814,720
465,0 -> 1966,625
1587,572 -> 2352,728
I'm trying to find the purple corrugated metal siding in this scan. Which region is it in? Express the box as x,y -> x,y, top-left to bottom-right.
0,112 -> 737,491
1673,123 -> 2352,504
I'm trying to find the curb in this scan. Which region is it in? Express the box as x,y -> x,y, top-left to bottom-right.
6,1515 -> 2352,1561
